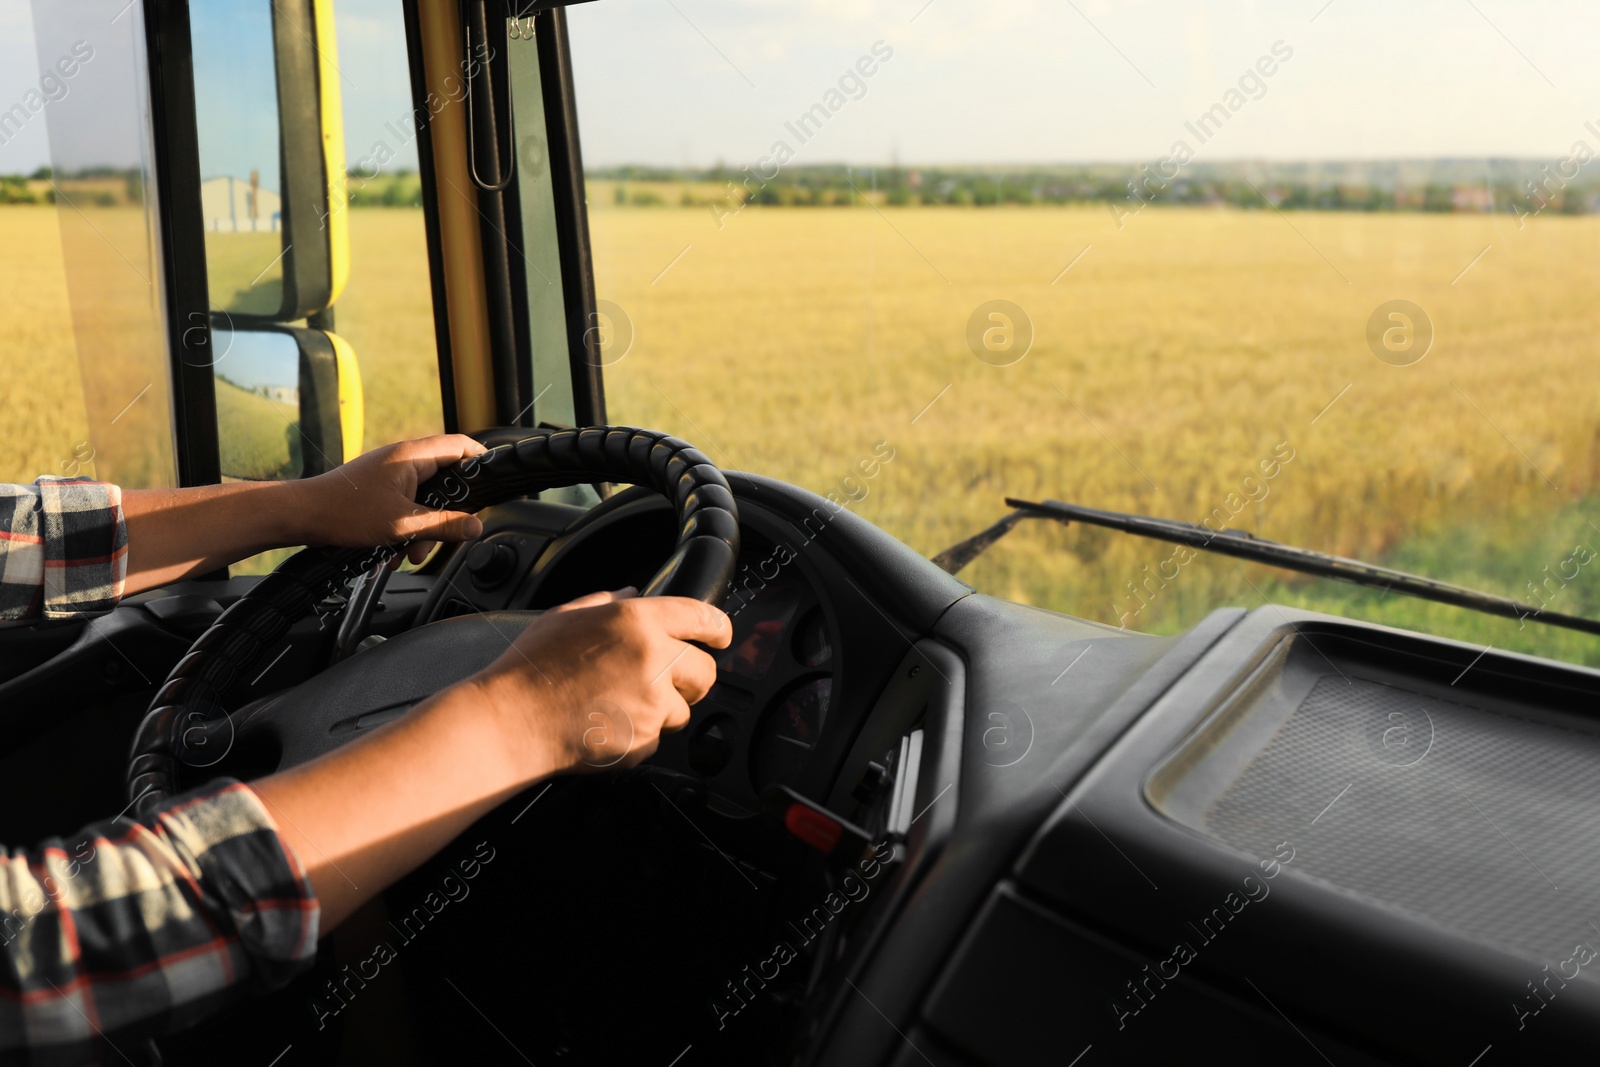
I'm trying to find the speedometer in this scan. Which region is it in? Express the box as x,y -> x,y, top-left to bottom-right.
749,676 -> 832,792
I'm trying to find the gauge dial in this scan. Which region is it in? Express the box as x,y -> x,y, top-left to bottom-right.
750,676 -> 832,792
716,579 -> 803,679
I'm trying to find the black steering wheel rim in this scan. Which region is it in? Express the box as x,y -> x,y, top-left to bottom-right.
125,426 -> 740,818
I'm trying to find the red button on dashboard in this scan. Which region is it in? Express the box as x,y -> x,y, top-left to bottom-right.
784,802 -> 843,853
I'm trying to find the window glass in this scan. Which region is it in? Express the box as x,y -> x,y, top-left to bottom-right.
0,0 -> 176,490
568,1 -> 1600,666
232,0 -> 445,577
334,0 -> 444,451
506,13 -> 576,429
0,0 -> 89,484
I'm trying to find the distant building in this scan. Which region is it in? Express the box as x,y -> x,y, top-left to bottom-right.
200,172 -> 282,232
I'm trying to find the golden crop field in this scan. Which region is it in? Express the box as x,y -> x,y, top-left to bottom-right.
5,200 -> 1600,664
590,200 -> 1600,663
0,208 -> 90,485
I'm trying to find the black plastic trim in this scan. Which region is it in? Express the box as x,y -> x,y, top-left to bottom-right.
267,0 -> 335,321
805,604 -> 1246,1066
1013,607 -> 1600,1063
144,0 -> 220,487
534,6 -> 605,427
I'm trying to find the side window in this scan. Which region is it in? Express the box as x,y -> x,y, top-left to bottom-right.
331,0 -> 444,450
0,0 -> 177,489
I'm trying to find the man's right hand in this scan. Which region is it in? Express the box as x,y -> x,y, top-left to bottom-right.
469,588 -> 733,777
251,588 -> 732,932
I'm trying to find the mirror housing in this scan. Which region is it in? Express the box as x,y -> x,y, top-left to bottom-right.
214,326 -> 364,481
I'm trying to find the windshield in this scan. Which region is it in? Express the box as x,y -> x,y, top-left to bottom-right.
563,1 -> 1600,667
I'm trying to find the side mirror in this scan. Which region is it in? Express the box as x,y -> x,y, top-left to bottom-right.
190,0 -> 347,322
213,328 -> 364,481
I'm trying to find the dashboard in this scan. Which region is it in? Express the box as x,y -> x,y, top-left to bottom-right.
160,467 -> 1600,1065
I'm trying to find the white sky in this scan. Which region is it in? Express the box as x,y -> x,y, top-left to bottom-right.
3,0 -> 1598,175
563,0 -> 1600,167
0,1 -> 51,173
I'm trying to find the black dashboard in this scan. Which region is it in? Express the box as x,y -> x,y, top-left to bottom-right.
383,473 -> 1600,1065
164,472 -> 1600,1065
820,593 -> 1600,1066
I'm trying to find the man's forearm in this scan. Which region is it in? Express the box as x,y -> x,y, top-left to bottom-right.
249,678 -> 540,930
116,435 -> 489,593
121,481 -> 310,592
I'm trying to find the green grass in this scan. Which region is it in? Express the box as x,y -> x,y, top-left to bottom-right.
215,377 -> 301,480
981,494 -> 1600,665
1252,499 -> 1600,665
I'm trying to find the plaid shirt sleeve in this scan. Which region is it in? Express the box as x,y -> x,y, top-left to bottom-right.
0,478 -> 127,627
0,780 -> 320,1064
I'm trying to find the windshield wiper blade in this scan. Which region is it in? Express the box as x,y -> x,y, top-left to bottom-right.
937,497 -> 1600,638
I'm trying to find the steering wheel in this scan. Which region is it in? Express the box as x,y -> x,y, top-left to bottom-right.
125,427 -> 740,819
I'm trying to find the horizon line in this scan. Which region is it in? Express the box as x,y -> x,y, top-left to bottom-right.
584,154 -> 1581,171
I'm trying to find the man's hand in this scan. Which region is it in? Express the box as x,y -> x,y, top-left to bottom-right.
470,588 -> 733,776
292,434 -> 489,563
121,434 -> 490,592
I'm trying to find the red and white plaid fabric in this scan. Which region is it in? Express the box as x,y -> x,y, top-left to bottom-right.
0,478 -> 320,1062
0,783 -> 319,1064
0,478 -> 127,626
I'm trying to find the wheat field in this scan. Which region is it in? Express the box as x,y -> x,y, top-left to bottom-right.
0,207 -> 92,485
5,201 -> 1600,662
591,202 -> 1600,662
